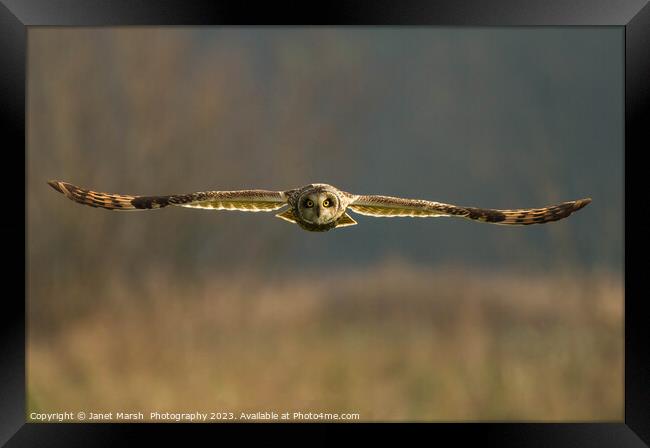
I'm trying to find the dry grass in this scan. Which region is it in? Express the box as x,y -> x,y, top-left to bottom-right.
27,263 -> 622,422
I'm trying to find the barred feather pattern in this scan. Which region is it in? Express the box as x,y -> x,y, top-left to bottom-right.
47,181 -> 286,212
464,199 -> 592,225
47,181 -> 141,210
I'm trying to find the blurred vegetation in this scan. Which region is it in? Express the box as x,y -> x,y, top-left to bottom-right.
27,28 -> 623,421
28,264 -> 622,421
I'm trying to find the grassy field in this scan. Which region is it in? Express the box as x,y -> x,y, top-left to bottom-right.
27,262 -> 623,422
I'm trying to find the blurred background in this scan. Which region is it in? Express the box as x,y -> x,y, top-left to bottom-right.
27,27 -> 623,421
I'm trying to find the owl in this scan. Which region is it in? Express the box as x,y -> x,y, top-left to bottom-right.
47,180 -> 591,232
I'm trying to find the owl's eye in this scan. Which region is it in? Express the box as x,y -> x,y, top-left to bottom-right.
305,200 -> 314,208
322,199 -> 332,207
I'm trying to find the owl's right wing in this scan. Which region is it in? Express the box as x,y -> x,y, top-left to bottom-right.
348,194 -> 591,225
47,180 -> 288,212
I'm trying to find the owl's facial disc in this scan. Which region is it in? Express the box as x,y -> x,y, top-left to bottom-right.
299,191 -> 340,225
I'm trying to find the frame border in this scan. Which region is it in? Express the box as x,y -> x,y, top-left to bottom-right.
3,0 -> 647,445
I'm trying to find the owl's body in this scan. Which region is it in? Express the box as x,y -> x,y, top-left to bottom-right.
48,180 -> 591,232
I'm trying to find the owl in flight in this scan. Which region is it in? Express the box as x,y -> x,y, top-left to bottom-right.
48,180 -> 591,233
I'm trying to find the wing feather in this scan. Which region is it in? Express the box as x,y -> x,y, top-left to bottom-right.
349,194 -> 591,225
47,180 -> 287,212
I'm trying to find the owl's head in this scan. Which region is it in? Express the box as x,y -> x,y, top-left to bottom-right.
296,185 -> 343,227
278,184 -> 358,232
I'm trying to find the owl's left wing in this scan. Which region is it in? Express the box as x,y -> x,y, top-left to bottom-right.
48,180 -> 288,212
348,194 -> 591,225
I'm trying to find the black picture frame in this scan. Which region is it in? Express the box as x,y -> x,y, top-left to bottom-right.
3,0 -> 647,445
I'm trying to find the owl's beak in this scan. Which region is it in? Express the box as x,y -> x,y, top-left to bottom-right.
315,206 -> 321,218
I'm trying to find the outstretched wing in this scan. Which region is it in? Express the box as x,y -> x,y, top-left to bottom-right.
47,180 -> 288,212
348,194 -> 591,225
